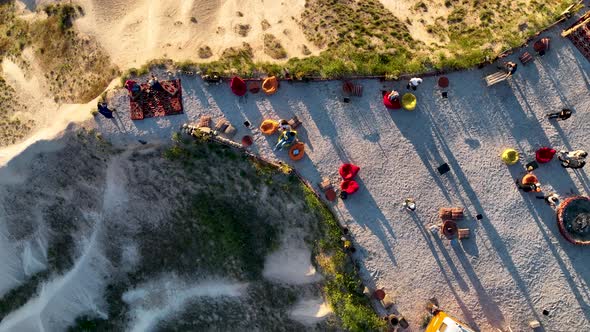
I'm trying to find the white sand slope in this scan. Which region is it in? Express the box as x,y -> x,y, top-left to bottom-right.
0,54 -> 119,166
263,239 -> 322,285
289,297 -> 333,326
72,0 -> 317,69
92,21 -> 590,331
123,276 -> 246,332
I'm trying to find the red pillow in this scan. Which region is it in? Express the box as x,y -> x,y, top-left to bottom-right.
339,163 -> 360,180
535,147 -> 556,163
341,180 -> 360,194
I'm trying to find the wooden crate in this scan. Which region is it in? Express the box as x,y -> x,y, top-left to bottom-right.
451,207 -> 464,220
458,229 -> 470,239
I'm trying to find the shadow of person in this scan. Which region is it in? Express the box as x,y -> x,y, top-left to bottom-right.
341,176 -> 398,266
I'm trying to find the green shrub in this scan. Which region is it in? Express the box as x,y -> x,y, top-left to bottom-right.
300,185 -> 384,331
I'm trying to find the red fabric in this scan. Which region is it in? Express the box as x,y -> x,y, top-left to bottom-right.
339,163 -> 360,180
536,147 -> 556,163
383,94 -> 401,109
129,79 -> 183,120
230,76 -> 247,96
340,180 -> 359,194
125,80 -> 137,92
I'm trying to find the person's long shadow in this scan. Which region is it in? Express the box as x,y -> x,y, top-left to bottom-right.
409,212 -> 478,329
342,176 -> 398,266
519,192 -> 590,324
448,240 -> 506,328
388,110 -> 452,202
422,109 -> 544,324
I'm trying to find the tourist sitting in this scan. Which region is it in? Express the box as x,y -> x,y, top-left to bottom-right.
148,74 -> 163,91
503,61 -> 518,76
274,130 -> 297,151
516,179 -> 540,192
388,90 -> 400,103
559,150 -> 588,169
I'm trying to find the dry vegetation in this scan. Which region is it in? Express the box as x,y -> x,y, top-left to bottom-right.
234,23 -> 251,37
0,2 -> 118,105
301,0 -> 414,52
261,19 -> 271,31
198,46 -> 213,59
33,4 -> 119,103
194,0 -> 577,78
0,77 -> 34,146
263,33 -> 288,59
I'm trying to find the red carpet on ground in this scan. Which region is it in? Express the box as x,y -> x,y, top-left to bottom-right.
567,16 -> 590,62
129,79 -> 184,120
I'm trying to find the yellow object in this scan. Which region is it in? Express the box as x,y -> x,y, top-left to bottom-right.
260,120 -> 279,135
426,311 -> 476,332
401,93 -> 417,111
262,76 -> 278,95
501,148 -> 519,165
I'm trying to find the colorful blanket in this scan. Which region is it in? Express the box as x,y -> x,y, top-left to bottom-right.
128,79 -> 183,120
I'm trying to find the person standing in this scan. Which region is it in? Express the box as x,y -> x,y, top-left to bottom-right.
407,77 -> 423,90
499,61 -> 518,76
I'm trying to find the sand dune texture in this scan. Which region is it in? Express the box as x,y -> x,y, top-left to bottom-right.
72,0 -> 317,68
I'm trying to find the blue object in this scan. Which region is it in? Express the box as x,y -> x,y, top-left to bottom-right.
98,103 -> 113,119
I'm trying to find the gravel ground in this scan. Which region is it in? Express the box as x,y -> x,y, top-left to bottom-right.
95,22 -> 590,331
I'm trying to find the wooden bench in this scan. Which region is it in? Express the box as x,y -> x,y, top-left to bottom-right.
519,52 -> 534,65
485,71 -> 509,86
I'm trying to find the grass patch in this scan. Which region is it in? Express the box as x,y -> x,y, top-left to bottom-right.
0,271 -> 50,321
299,184 -> 385,332
197,0 -> 575,77
0,1 -> 30,59
0,76 -> 34,146
263,34 -> 287,59
177,193 -> 279,279
301,0 -> 414,53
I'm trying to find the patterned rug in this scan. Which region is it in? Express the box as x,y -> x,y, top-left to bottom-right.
566,14 -> 590,62
129,79 -> 183,120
